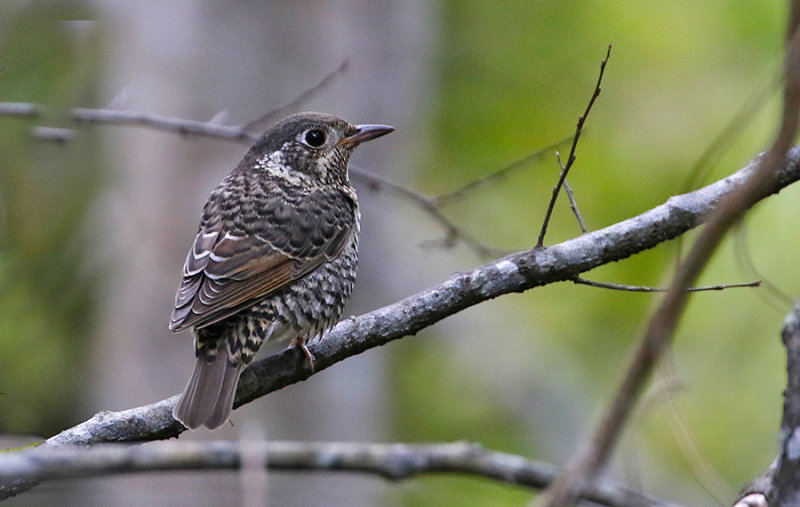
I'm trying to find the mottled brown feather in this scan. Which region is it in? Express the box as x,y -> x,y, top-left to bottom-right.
169,185 -> 356,332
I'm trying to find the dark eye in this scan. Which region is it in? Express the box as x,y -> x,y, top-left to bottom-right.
303,128 -> 327,147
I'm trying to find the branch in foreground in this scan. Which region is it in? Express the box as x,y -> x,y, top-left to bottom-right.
0,440 -> 669,506
2,143 -> 799,501
537,14 -> 800,505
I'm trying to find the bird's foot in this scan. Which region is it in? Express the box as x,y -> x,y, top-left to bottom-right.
292,340 -> 316,373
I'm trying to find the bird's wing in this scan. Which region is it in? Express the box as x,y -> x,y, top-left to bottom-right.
169,186 -> 356,332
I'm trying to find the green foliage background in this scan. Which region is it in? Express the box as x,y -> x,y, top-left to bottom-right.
392,2 -> 795,505
1,1 -> 798,505
0,2 -> 103,435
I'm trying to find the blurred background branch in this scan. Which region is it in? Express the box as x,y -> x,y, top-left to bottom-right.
0,100 -> 570,257
0,440 -> 670,506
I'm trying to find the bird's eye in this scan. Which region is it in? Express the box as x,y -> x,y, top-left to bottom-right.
303,128 -> 327,148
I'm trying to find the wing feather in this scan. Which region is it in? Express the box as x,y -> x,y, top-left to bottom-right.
169,182 -> 356,332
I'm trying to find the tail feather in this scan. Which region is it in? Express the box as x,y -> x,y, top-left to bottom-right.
173,353 -> 242,430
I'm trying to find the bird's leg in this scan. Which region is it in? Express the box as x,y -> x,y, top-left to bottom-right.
290,336 -> 316,373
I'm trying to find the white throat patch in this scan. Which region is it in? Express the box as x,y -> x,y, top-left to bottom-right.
255,145 -> 311,185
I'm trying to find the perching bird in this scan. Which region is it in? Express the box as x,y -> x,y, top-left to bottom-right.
169,112 -> 393,429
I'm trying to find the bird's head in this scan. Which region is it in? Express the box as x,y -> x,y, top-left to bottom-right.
250,112 -> 394,186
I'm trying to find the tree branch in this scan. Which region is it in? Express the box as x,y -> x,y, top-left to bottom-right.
0,440 -> 671,506
537,10 -> 800,505
2,142 -> 799,501
734,299 -> 800,504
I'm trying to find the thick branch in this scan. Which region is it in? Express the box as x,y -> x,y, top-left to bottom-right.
0,440 -> 669,506
3,146 -> 800,501
736,300 -> 800,504
772,303 -> 800,501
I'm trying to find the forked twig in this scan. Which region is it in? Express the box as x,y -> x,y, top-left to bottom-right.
537,44 -> 612,247
559,154 -> 587,233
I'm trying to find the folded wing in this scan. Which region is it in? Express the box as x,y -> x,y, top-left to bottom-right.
169,186 -> 356,332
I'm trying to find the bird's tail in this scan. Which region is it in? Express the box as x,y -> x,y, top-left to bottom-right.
173,353 -> 242,430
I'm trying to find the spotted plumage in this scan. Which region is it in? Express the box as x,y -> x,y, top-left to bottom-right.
170,112 -> 393,430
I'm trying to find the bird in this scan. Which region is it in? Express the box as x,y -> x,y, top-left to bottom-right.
169,112 -> 394,430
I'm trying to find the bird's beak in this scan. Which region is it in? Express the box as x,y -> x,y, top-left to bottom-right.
338,124 -> 395,147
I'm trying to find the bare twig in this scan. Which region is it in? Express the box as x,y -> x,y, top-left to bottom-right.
680,70 -> 782,194
241,59 -> 349,131
0,440 -> 671,506
732,221 -> 795,310
349,165 -> 508,257
536,45 -> 611,248
431,135 -> 573,207
572,277 -> 760,293
71,108 -> 260,143
562,178 -> 587,233
556,149 -> 588,233
536,13 -> 800,506
663,388 -> 737,503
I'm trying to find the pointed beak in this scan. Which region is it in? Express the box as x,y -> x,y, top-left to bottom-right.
338,124 -> 395,147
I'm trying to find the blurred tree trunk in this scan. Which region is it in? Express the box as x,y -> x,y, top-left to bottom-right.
85,1 -> 434,505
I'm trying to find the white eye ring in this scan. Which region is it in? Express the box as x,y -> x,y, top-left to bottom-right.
302,128 -> 327,148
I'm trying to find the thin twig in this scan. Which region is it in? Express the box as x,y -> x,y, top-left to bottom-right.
673,69 -> 781,271
349,165 -> 508,257
242,59 -> 350,131
558,152 -> 588,233
732,221 -> 795,310
431,135 -> 573,207
663,385 -> 737,503
537,44 -> 612,248
563,181 -> 586,232
536,15 -> 800,506
572,277 -> 760,293
680,69 -> 783,194
71,108 -> 260,143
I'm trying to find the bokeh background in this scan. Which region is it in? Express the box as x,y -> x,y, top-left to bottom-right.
0,1 -> 796,506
